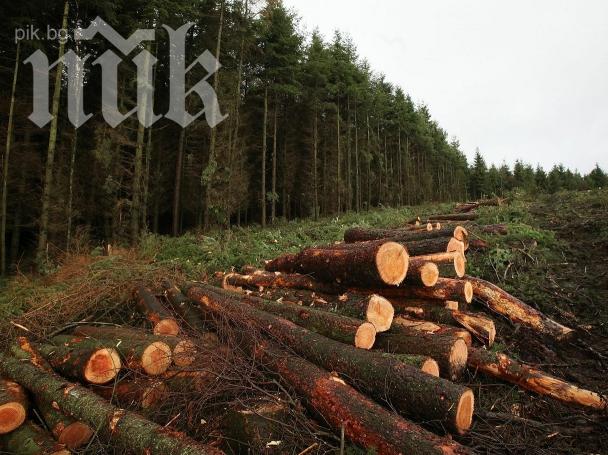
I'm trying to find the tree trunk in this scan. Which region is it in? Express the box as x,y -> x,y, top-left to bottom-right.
37,400 -> 94,449
468,347 -> 605,410
203,0 -> 225,230
466,276 -> 573,339
354,105 -> 360,212
394,303 -> 496,346
405,260 -> 439,287
0,420 -> 69,455
313,106 -> 319,219
265,241 -> 408,287
411,252 -> 466,278
0,378 -> 27,434
90,378 -> 168,410
360,278 -> 473,303
336,102 -> 341,213
224,276 -> 394,331
271,98 -> 278,223
51,333 -> 170,377
186,284 -> 474,435
172,128 -> 186,236
224,269 -> 344,294
162,280 -> 209,332
261,87 -> 268,227
36,0 -> 70,267
1,40 -> 20,275
72,325 -> 197,368
0,348 -> 220,454
134,286 -> 180,336
344,226 -> 468,244
36,338 -> 121,385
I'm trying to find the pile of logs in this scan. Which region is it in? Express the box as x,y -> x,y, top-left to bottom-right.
0,211 -> 605,454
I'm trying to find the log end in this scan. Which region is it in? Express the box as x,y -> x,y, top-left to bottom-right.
455,389 -> 475,434
0,402 -> 26,434
447,238 -> 465,256
420,358 -> 440,377
376,242 -> 409,285
453,226 -> 469,243
365,295 -> 394,332
142,342 -> 173,376
454,253 -> 466,278
58,421 -> 94,449
434,222 -> 441,230
445,300 -> 459,310
84,348 -> 122,385
464,281 -> 473,303
449,338 -> 469,381
420,262 -> 439,287
173,340 -> 197,367
425,223 -> 433,231
153,319 -> 180,336
354,322 -> 377,350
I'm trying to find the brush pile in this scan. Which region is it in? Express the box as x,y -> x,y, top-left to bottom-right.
0,207 -> 605,454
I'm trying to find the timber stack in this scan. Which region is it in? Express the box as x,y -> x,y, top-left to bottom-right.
0,202 -> 604,454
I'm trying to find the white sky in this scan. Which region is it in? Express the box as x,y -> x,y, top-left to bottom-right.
283,0 -> 608,173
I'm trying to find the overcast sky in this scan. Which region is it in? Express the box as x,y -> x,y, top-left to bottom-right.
283,0 -> 608,173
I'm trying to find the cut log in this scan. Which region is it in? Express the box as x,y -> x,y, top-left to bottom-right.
0,344 -> 221,455
91,379 -> 168,409
455,197 -> 507,213
0,420 -> 69,455
72,325 -> 196,368
361,278 -> 473,304
405,237 -> 466,256
52,334 -> 171,376
0,378 -> 28,434
224,277 -> 395,332
411,252 -> 466,278
265,241 -> 409,287
466,276 -> 573,339
390,354 -> 440,377
37,400 -> 94,449
468,348 -> 606,410
468,239 -> 490,250
478,224 -> 508,235
223,269 -> 344,295
134,286 -> 180,336
161,280 -> 209,332
405,260 -> 439,287
37,338 -> 121,385
421,213 -> 478,222
391,298 -> 460,311
390,303 -> 495,346
186,284 -> 474,434
382,318 -> 470,379
344,226 -> 468,244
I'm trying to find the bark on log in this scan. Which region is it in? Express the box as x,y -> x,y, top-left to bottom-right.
411,252 -> 466,278
344,226 -> 468,244
72,325 -> 196,368
391,303 -> 496,346
0,378 -> 28,434
186,284 -> 474,435
37,338 -> 121,385
380,318 -> 470,380
225,269 -> 344,294
134,286 -> 180,336
0,346 -> 221,454
0,420 -> 69,455
405,237 -> 466,256
224,276 -> 394,332
466,276 -> 573,339
468,239 -> 490,250
37,400 -> 94,449
468,348 -> 606,410
360,278 -> 474,304
91,379 -> 168,410
391,298 -> 460,311
52,334 -> 171,376
265,241 -> 409,287
421,213 -> 479,222
162,280 -> 208,332
405,260 -> 439,287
